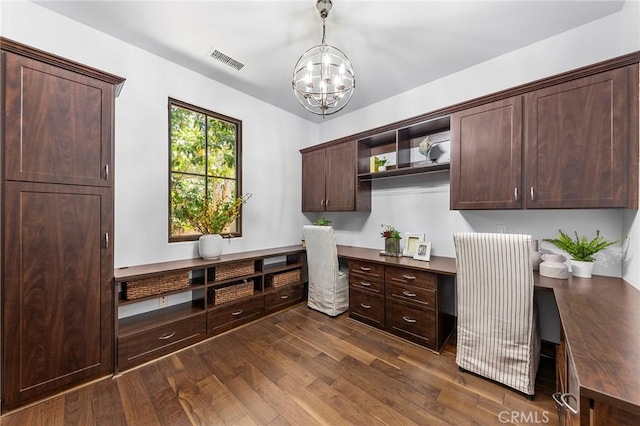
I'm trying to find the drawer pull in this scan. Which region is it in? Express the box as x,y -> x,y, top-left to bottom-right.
552,392 -> 579,414
359,266 -> 372,271
360,303 -> 372,309
281,295 -> 289,299
158,332 -> 176,340
360,281 -> 372,287
402,291 -> 417,297
402,275 -> 416,280
231,310 -> 244,316
402,316 -> 417,323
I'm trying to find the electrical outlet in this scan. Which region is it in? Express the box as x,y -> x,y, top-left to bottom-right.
159,296 -> 168,307
497,224 -> 507,234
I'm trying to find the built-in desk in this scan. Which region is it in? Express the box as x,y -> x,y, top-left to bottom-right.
338,245 -> 640,424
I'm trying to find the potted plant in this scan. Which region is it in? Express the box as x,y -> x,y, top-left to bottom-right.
376,156 -> 388,172
381,224 -> 402,256
184,193 -> 251,259
312,217 -> 332,226
543,229 -> 621,278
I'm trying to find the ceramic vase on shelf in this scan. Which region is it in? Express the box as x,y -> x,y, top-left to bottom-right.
384,238 -> 401,257
198,234 -> 223,260
539,253 -> 570,279
571,260 -> 594,278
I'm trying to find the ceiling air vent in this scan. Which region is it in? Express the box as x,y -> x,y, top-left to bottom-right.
207,48 -> 244,71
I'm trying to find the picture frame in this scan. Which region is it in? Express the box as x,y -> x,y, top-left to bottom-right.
413,242 -> 432,261
403,233 -> 423,257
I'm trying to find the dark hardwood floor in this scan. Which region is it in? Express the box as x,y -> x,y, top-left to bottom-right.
1,304 -> 559,425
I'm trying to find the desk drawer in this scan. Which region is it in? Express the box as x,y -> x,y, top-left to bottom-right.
387,281 -> 435,308
349,260 -> 384,280
207,295 -> 264,336
118,314 -> 206,370
265,284 -> 303,315
386,267 -> 436,290
349,275 -> 384,293
349,288 -> 384,328
387,299 -> 435,349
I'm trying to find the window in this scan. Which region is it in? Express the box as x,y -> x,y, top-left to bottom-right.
169,98 -> 242,242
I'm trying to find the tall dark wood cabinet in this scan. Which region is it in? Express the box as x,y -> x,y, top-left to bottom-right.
301,140 -> 370,212
1,38 -> 124,412
450,97 -> 523,210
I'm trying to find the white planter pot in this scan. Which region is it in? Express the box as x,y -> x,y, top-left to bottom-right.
198,234 -> 223,259
571,260 -> 594,278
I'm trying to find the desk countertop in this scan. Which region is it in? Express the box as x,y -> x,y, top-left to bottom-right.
337,245 -> 457,276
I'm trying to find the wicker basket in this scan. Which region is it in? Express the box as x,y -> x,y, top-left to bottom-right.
125,271 -> 189,300
209,280 -> 254,306
270,269 -> 301,289
215,260 -> 255,281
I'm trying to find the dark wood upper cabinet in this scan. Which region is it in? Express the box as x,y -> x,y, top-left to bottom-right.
450,97 -> 523,209
450,61 -> 638,210
3,51 -> 115,187
301,140 -> 370,212
525,64 -> 638,208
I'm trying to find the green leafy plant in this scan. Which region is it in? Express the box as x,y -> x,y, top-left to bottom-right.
380,224 -> 401,240
543,229 -> 621,262
181,193 -> 251,235
313,217 -> 332,226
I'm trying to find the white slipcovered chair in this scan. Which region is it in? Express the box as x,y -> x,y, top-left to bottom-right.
453,232 -> 540,397
303,225 -> 349,316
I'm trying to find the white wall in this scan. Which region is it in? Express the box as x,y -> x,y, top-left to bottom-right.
310,8 -> 639,281
1,0 -> 318,268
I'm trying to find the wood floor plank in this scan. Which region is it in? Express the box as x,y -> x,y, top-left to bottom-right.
167,373 -> 225,425
275,374 -> 348,425
62,386 -> 94,425
306,378 -> 388,426
92,376 -> 128,426
116,370 -> 162,425
225,375 -> 279,425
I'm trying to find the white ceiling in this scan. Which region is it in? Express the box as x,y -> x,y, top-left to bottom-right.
33,0 -> 625,123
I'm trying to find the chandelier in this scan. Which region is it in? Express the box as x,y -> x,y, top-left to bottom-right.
292,0 -> 355,117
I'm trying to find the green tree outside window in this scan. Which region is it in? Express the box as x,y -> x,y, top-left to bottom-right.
169,99 -> 242,241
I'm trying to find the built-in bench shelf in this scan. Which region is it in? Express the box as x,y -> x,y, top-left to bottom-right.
114,246 -> 306,372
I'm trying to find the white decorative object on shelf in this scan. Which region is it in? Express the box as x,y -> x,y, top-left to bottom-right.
571,260 -> 594,278
539,253 -> 569,279
198,234 -> 223,259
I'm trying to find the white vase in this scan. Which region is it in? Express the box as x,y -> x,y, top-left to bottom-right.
539,253 -> 570,279
571,260 -> 594,278
198,234 -> 223,259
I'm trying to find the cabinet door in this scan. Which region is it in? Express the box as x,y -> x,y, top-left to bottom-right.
450,97 -> 523,209
325,141 -> 356,211
525,66 -> 635,208
2,181 -> 113,410
301,149 -> 326,212
3,52 -> 113,187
